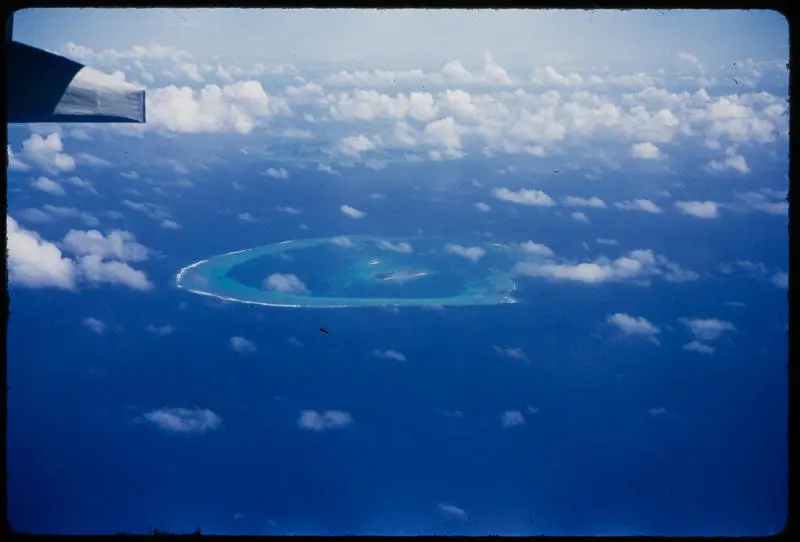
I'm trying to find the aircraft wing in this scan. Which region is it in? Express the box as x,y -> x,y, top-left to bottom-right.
6,40 -> 146,124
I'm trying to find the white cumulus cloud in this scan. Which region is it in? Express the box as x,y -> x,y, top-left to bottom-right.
338,134 -> 376,157
143,407 -> 222,434
596,238 -> 618,245
146,80 -> 289,134
61,229 -> 149,262
31,177 -> 66,196
266,167 -> 289,179
502,410 -> 526,427
493,187 -> 556,207
493,345 -> 529,361
298,410 -> 353,432
83,317 -> 107,334
684,340 -> 715,354
340,205 -> 366,219
614,199 -> 663,213
19,132 -> 76,174
330,236 -> 354,248
230,336 -> 257,353
262,273 -> 310,294
444,243 -> 485,262
377,240 -> 413,253
562,196 -> 606,208
630,141 -> 663,160
571,211 -> 589,223
515,248 -> 696,285
607,313 -> 660,343
7,145 -> 30,171
518,241 -> 554,258
675,200 -> 719,219
771,272 -> 788,289
438,503 -> 468,520
679,318 -> 736,341
7,216 -> 77,290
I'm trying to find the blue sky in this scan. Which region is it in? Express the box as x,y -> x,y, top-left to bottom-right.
13,8 -> 788,68
6,8 -> 789,536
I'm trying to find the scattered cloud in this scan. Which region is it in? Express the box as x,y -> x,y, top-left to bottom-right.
143,407 -> 222,434
7,216 -> 151,291
675,200 -> 720,219
771,272 -> 788,289
708,153 -> 750,174
571,211 -> 589,223
65,176 -> 97,193
684,340 -> 715,354
19,132 -> 76,174
262,273 -> 310,294
493,345 -> 529,361
502,410 -> 526,427
677,51 -> 702,67
31,177 -> 66,196
298,410 -> 353,432
377,240 -> 413,253
283,128 -> 313,139
607,313 -> 660,343
614,199 -> 663,213
145,80 -> 290,134
18,205 -> 99,227
330,236 -> 354,248
62,229 -> 149,262
266,167 -> 289,179
444,243 -> 485,262
230,336 -> 256,353
340,205 -> 367,219
76,152 -> 112,167
493,187 -> 556,207
82,317 -> 107,334
438,503 -> 468,521
318,163 -> 339,175
733,191 -> 788,215
373,349 -> 406,362
531,64 -> 583,86
146,324 -> 175,336
338,134 -> 377,157
679,318 -> 736,341
562,196 -> 606,208
160,219 -> 182,230
515,248 -> 696,285
78,254 -> 152,291
122,200 -> 172,220
630,141 -> 663,160
513,242 -> 552,259
475,202 -> 491,212
7,145 -> 30,171
286,337 -> 304,348
596,238 -> 618,245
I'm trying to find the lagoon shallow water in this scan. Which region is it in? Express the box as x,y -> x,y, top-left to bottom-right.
176,235 -> 520,307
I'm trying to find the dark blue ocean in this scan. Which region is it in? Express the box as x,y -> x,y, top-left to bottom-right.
7,154 -> 788,536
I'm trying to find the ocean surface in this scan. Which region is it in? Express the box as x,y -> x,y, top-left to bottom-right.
7,155 -> 789,535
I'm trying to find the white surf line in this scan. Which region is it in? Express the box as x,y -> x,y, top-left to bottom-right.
176,258 -> 209,284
